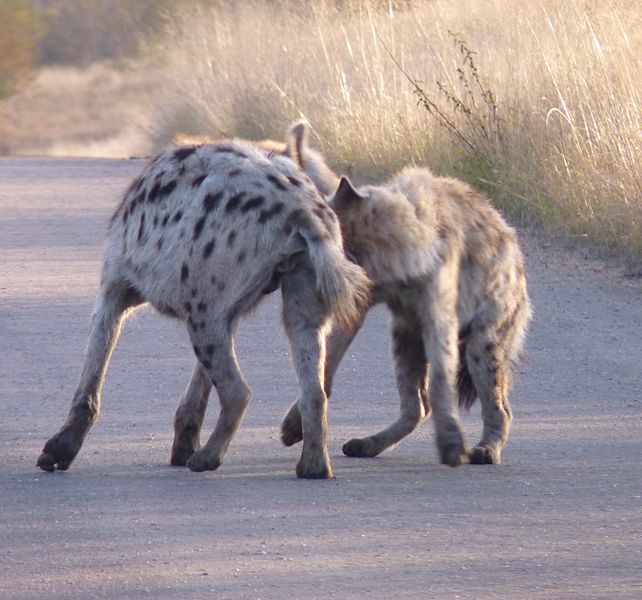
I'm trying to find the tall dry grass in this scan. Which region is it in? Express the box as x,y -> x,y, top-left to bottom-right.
154,0 -> 641,263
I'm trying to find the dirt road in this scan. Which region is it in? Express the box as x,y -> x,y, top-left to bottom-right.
1,158 -> 640,599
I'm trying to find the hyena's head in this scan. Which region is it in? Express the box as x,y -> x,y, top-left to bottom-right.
329,177 -> 439,284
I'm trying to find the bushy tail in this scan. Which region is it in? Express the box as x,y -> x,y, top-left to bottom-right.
457,331 -> 478,411
302,232 -> 371,330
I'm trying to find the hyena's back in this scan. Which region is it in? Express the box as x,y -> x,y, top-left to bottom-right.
106,141 -> 365,327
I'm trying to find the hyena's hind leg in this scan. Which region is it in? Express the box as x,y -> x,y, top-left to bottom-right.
281,264 -> 334,479
37,279 -> 144,472
185,323 -> 252,473
171,363 -> 212,466
281,317 -> 365,447
343,315 -> 429,457
463,331 -> 513,465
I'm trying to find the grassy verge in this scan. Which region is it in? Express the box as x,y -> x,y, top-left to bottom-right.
152,0 -> 641,265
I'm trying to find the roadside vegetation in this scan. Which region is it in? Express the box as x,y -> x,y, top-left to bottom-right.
1,0 -> 640,264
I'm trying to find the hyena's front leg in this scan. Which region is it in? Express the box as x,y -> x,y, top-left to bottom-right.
37,281 -> 143,472
281,268 -> 333,479
343,314 -> 429,458
281,317 -> 364,447
171,363 -> 212,466
185,325 -> 252,473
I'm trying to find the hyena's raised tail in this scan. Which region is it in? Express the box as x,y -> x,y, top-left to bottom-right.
301,231 -> 372,330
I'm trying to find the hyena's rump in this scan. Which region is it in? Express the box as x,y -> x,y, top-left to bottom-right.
37,140 -> 370,479
279,123 -> 532,467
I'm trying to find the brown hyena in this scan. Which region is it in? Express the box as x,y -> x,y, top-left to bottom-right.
36,140 -> 370,479
280,123 -> 532,466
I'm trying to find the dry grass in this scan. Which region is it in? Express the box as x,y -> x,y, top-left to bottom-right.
0,61 -> 159,158
154,0 -> 641,263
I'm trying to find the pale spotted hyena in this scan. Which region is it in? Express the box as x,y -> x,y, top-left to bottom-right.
280,123 -> 532,466
36,140 -> 370,479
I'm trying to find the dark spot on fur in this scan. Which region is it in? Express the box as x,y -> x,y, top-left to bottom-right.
161,214 -> 169,227
215,144 -> 247,158
210,276 -> 216,285
204,191 -> 224,212
288,208 -> 304,223
205,344 -> 214,357
228,168 -> 241,177
197,302 -> 207,312
130,190 -> 145,211
184,301 -> 192,313
174,146 -> 198,162
192,174 -> 207,188
157,239 -> 163,250
173,211 -> 183,223
201,359 -> 212,370
227,231 -> 237,247
237,250 -> 246,263
122,211 -> 128,225
181,263 -> 189,282
194,216 -> 207,240
241,195 -> 265,213
258,201 -> 284,224
287,175 -> 301,187
160,180 -> 177,197
267,173 -> 287,191
191,288 -> 197,298
147,180 -> 162,204
283,223 -> 292,235
203,238 -> 216,259
137,213 -> 146,242
225,192 -> 245,213
193,345 -> 201,358
217,282 -> 225,292
153,215 -> 159,227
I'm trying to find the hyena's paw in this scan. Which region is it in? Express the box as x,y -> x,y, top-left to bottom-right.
170,435 -> 201,467
437,439 -> 468,467
186,449 -> 221,473
170,439 -> 199,467
36,430 -> 83,472
296,453 -> 333,479
280,413 -> 303,447
469,445 -> 501,465
342,437 -> 382,458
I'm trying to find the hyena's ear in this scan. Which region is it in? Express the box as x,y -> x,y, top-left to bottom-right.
332,176 -> 366,209
284,120 -> 309,169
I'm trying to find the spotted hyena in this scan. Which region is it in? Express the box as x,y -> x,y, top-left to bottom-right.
279,123 -> 532,466
36,140 -> 370,479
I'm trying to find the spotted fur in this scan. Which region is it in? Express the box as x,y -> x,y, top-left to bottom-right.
279,123 -> 532,467
37,140 -> 370,479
